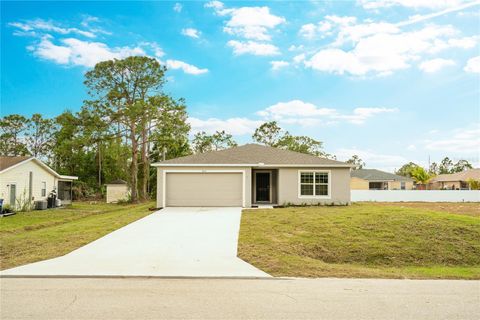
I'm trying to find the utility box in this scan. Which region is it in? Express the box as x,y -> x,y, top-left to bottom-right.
106,179 -> 129,203
35,200 -> 48,210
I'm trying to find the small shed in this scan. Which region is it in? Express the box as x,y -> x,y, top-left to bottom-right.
106,179 -> 129,203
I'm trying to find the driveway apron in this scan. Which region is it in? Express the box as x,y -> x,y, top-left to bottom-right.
1,207 -> 270,277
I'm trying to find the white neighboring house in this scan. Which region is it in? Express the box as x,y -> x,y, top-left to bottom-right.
0,156 -> 78,208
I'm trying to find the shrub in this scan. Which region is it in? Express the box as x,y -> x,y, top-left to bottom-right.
467,179 -> 480,190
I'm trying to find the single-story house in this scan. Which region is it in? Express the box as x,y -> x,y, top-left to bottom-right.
152,144 -> 353,208
351,169 -> 414,190
0,156 -> 78,208
106,179 -> 129,203
428,168 -> 480,190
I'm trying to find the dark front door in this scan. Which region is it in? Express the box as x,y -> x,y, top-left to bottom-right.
256,172 -> 270,202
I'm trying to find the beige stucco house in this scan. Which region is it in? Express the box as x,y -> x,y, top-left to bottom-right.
152,144 -> 353,208
351,169 -> 414,190
0,156 -> 78,208
428,168 -> 480,190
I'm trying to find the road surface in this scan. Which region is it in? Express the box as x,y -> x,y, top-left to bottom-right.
1,277 -> 479,319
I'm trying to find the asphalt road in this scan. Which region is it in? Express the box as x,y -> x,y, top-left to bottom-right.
1,277 -> 479,319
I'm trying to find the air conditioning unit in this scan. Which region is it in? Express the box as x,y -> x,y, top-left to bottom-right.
35,200 -> 48,210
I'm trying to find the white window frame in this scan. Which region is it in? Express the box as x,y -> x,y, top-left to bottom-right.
41,181 -> 47,197
162,169 -> 246,207
298,170 -> 331,199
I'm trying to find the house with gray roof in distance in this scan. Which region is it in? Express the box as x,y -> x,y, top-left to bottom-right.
152,144 -> 354,208
351,169 -> 414,190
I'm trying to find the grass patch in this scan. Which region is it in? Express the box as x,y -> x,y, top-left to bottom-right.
0,202 -> 154,270
238,203 -> 480,279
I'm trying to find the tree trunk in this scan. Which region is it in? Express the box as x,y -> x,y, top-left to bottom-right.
141,125 -> 148,200
130,125 -> 139,203
98,141 -> 102,188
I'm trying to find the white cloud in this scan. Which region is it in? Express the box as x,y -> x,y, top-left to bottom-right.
257,100 -> 397,125
337,107 -> 398,124
206,1 -> 285,41
173,3 -> 182,12
407,144 -> 417,151
204,1 -> 225,10
30,37 -> 145,67
27,37 -> 207,75
288,44 -> 304,51
299,23 -> 317,39
9,19 -> 96,38
181,28 -> 201,39
304,24 -> 472,76
270,60 -> 289,70
80,15 -> 100,28
335,148 -> 409,172
227,40 -> 280,56
464,56 -> 480,73
166,59 -> 209,75
397,1 -> 480,26
293,53 -> 306,64
358,0 -> 467,10
299,15 -> 360,42
419,58 -> 456,72
424,125 -> 480,154
143,42 -> 165,58
188,117 -> 262,135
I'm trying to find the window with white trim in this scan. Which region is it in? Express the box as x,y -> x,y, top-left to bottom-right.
41,182 -> 46,197
300,172 -> 329,196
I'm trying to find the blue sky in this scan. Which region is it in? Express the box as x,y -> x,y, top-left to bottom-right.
1,0 -> 479,171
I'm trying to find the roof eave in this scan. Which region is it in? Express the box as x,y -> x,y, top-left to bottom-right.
58,175 -> 79,180
151,163 -> 354,168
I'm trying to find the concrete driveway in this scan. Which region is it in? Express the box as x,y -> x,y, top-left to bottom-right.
1,207 -> 270,277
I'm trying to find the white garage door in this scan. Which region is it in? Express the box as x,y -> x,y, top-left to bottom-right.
165,172 -> 243,207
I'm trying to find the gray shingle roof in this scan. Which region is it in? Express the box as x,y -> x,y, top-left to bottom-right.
351,169 -> 414,181
152,144 -> 351,167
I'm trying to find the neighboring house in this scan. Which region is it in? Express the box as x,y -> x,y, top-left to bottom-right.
0,156 -> 78,208
428,168 -> 480,190
351,169 -> 414,190
152,144 -> 353,208
106,179 -> 129,203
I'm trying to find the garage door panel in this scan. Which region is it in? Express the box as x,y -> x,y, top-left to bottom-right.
166,172 -> 243,207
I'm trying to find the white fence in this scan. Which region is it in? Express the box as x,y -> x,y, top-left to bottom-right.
351,190 -> 480,202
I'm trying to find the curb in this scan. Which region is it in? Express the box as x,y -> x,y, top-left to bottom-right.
0,275 -> 284,280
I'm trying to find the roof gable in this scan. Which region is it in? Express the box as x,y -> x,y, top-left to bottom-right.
152,144 -> 352,167
0,156 -> 78,180
351,169 -> 413,182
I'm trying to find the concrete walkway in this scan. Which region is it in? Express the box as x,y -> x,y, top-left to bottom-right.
1,207 -> 270,277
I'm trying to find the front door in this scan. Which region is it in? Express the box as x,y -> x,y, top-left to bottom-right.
9,184 -> 16,206
256,172 -> 270,202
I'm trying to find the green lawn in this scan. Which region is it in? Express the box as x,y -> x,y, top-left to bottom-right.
0,202 -> 154,270
238,203 -> 480,279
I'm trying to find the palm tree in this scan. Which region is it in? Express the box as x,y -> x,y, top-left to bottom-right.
410,166 -> 431,185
